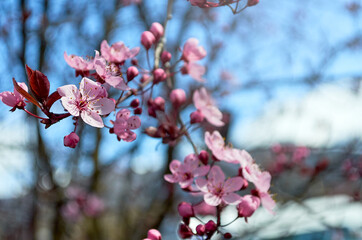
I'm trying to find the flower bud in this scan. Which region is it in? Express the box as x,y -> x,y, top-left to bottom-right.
224,233 -> 232,239
152,97 -> 165,112
247,0 -> 259,6
153,68 -> 167,84
190,110 -> 204,124
130,99 -> 140,108
147,229 -> 162,240
145,127 -> 159,138
178,202 -> 194,218
127,66 -> 139,81
150,22 -> 164,41
170,89 -> 186,108
198,150 -> 209,165
64,132 -> 79,148
131,58 -> 138,66
196,224 -> 205,236
141,31 -> 155,50
134,107 -> 142,115
161,51 -> 172,64
237,195 -> 260,218
204,220 -> 217,233
178,224 -> 193,239
141,74 -> 150,83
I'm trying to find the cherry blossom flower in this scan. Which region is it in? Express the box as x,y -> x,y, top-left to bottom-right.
196,166 -> 243,206
94,52 -> 130,90
164,153 -> 210,188
64,52 -> 94,72
181,38 -> 206,62
100,40 -> 140,63
111,109 -> 141,142
57,77 -> 115,128
0,82 -> 28,110
193,88 -> 224,126
143,229 -> 162,240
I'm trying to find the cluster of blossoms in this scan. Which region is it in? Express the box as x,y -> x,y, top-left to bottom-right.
164,130 -> 275,239
269,144 -> 329,177
61,187 -> 105,221
188,0 -> 259,12
0,2 -> 275,238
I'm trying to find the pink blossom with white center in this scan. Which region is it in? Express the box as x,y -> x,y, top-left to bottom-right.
193,88 -> 224,127
0,82 -> 28,110
64,52 -> 94,71
57,77 -> 115,128
164,153 -> 210,189
100,40 -> 140,63
94,52 -> 130,91
196,166 -> 243,206
112,109 -> 141,142
243,163 -> 275,214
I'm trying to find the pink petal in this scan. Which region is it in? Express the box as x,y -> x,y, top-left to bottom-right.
169,160 -> 181,174
182,38 -> 206,62
60,97 -> 80,116
204,193 -> 222,206
0,91 -> 18,107
123,130 -> 137,142
193,165 -> 210,177
14,82 -> 28,99
105,76 -> 130,91
208,166 -> 225,186
260,192 -> 276,215
223,177 -> 244,193
184,153 -> 199,171
127,116 -> 141,129
100,40 -> 112,62
201,105 -> 224,126
89,97 -> 115,115
81,110 -> 104,128
188,62 -> 206,83
164,174 -> 178,183
57,84 -> 80,99
80,78 -> 106,101
222,193 -> 242,205
179,178 -> 194,189
256,171 -> 271,193
116,109 -> 131,120
195,178 -> 208,192
147,229 -> 162,240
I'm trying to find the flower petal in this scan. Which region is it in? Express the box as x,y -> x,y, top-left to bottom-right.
81,110 -> 104,128
223,177 -> 243,193
89,97 -> 115,115
222,193 -> 241,205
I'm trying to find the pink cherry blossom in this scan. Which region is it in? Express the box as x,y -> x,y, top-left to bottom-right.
0,82 -> 28,110
100,40 -> 140,63
57,77 -> 115,128
143,229 -> 162,240
196,166 -> 243,206
64,52 -> 94,71
112,109 -> 141,142
94,52 -> 130,91
164,153 -> 210,189
181,62 -> 206,83
193,88 -> 224,126
181,38 -> 206,62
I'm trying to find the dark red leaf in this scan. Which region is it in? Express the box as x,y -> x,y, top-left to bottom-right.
12,78 -> 41,108
26,65 -> 50,102
45,91 -> 61,110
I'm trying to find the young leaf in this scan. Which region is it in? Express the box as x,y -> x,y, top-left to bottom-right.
26,65 -> 50,102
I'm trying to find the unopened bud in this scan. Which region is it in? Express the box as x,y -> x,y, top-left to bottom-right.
126,66 -> 139,81
247,0 -> 259,6
154,97 -> 165,111
141,74 -> 150,83
178,202 -> 194,218
204,220 -> 217,233
153,68 -> 167,84
64,132 -> 79,148
178,224 -> 193,239
224,233 -> 232,239
190,110 -> 204,124
131,58 -> 138,66
141,31 -> 155,50
150,22 -> 164,41
198,150 -> 209,165
170,89 -> 186,108
161,51 -> 172,64
130,98 -> 140,108
134,107 -> 142,115
196,224 -> 205,236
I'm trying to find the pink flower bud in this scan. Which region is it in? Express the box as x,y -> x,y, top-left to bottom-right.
127,66 -> 139,81
153,68 -> 167,84
64,132 -> 79,148
130,98 -> 140,108
178,224 -> 193,239
141,31 -> 155,50
150,22 -> 164,41
147,229 -> 162,240
141,74 -> 150,83
154,97 -> 165,111
190,110 -> 204,124
161,51 -> 172,64
170,89 -> 186,108
196,224 -> 205,236
204,220 -> 217,233
131,58 -> 138,66
134,107 -> 142,115
224,233 -> 232,239
247,0 -> 259,6
145,127 -> 159,138
178,202 -> 194,218
237,195 -> 260,218
198,150 -> 209,165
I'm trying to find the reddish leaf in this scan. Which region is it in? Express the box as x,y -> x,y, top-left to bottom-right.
26,65 -> 50,102
45,91 -> 61,110
12,78 -> 41,108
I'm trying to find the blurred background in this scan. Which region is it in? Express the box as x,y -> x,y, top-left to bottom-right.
0,0 -> 362,239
